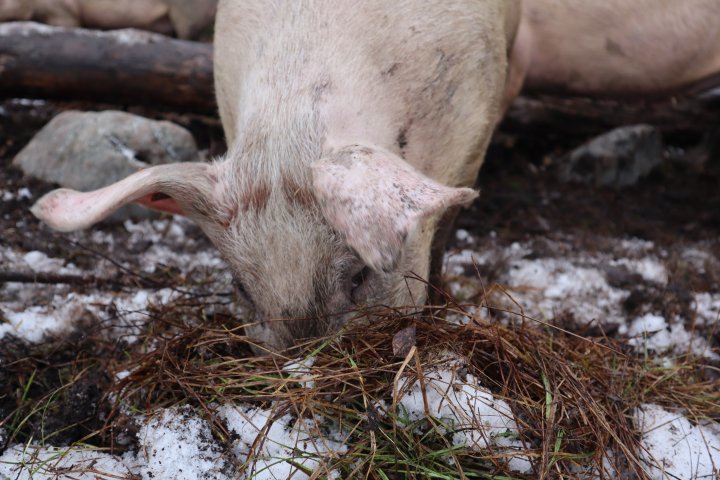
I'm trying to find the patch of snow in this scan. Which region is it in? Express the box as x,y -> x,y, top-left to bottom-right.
455,228 -> 475,244
0,444 -> 132,480
89,229 -> 116,247
0,187 -> 32,202
1,216 -> 231,346
626,314 -> 719,360
132,406 -> 232,480
681,247 -> 714,274
505,258 -> 626,325
444,248 -> 492,276
17,188 -> 32,200
636,404 -> 720,479
121,218 -> 227,274
508,242 -> 523,253
396,356 -> 532,474
619,238 -> 655,253
124,218 -> 165,243
694,292 -> 720,325
610,257 -> 668,284
9,98 -> 46,107
283,355 -> 317,389
22,250 -> 80,274
0,301 -> 84,343
446,277 -> 481,301
168,220 -> 188,242
86,288 -> 178,343
218,404 -> 346,479
0,289 -> 179,344
0,404 -> 347,479
627,313 -> 667,336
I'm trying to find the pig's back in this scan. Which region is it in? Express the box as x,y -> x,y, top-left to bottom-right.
214,0 -> 516,185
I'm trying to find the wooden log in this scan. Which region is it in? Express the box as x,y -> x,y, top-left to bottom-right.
1,21 -> 718,134
0,22 -> 215,113
501,93 -> 720,136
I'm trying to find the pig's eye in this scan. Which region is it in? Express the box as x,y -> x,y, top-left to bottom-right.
233,279 -> 254,307
350,266 -> 372,304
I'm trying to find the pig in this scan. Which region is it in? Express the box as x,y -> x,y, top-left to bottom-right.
0,0 -> 217,39
506,0 -> 720,102
32,0 -> 522,351
31,0 -> 720,352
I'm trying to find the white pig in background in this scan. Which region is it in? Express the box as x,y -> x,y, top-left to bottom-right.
31,0 -> 720,351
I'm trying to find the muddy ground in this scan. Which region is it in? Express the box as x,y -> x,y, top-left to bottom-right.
1,97 -> 719,467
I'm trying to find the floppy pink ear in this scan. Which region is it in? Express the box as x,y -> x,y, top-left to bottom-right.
31,162 -> 219,232
312,145 -> 478,272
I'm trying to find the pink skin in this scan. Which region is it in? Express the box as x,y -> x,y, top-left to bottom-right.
133,193 -> 185,215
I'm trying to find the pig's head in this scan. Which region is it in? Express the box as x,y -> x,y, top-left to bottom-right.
31,144 -> 476,352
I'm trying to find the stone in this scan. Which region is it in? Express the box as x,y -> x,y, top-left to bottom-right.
14,110 -> 199,221
556,124 -> 663,188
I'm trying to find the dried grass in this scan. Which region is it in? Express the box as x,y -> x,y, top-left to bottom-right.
94,289 -> 720,479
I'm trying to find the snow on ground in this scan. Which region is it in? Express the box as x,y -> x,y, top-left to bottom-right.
282,355 -> 318,389
396,353 -> 532,473
0,403 -> 348,480
0,217 -> 231,344
0,444 -> 134,480
132,407 -> 232,480
445,231 -> 719,361
218,403 -> 347,479
0,299 -> 86,343
0,187 -> 32,203
0,355 -> 520,479
2,223 -> 719,478
4,363 -> 718,479
624,313 -> 719,360
694,292 -> 720,325
636,404 -> 720,479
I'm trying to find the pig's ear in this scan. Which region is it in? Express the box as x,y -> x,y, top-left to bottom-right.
311,145 -> 478,272
31,162 -> 221,232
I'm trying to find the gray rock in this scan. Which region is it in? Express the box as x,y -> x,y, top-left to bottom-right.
556,124 -> 663,188
13,110 -> 199,221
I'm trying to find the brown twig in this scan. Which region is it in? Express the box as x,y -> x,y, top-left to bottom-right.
0,270 -> 151,288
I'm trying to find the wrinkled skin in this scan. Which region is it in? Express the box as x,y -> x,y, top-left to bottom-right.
31,0 -> 720,353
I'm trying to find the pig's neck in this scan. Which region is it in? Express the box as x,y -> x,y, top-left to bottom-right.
228,83 -> 398,187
